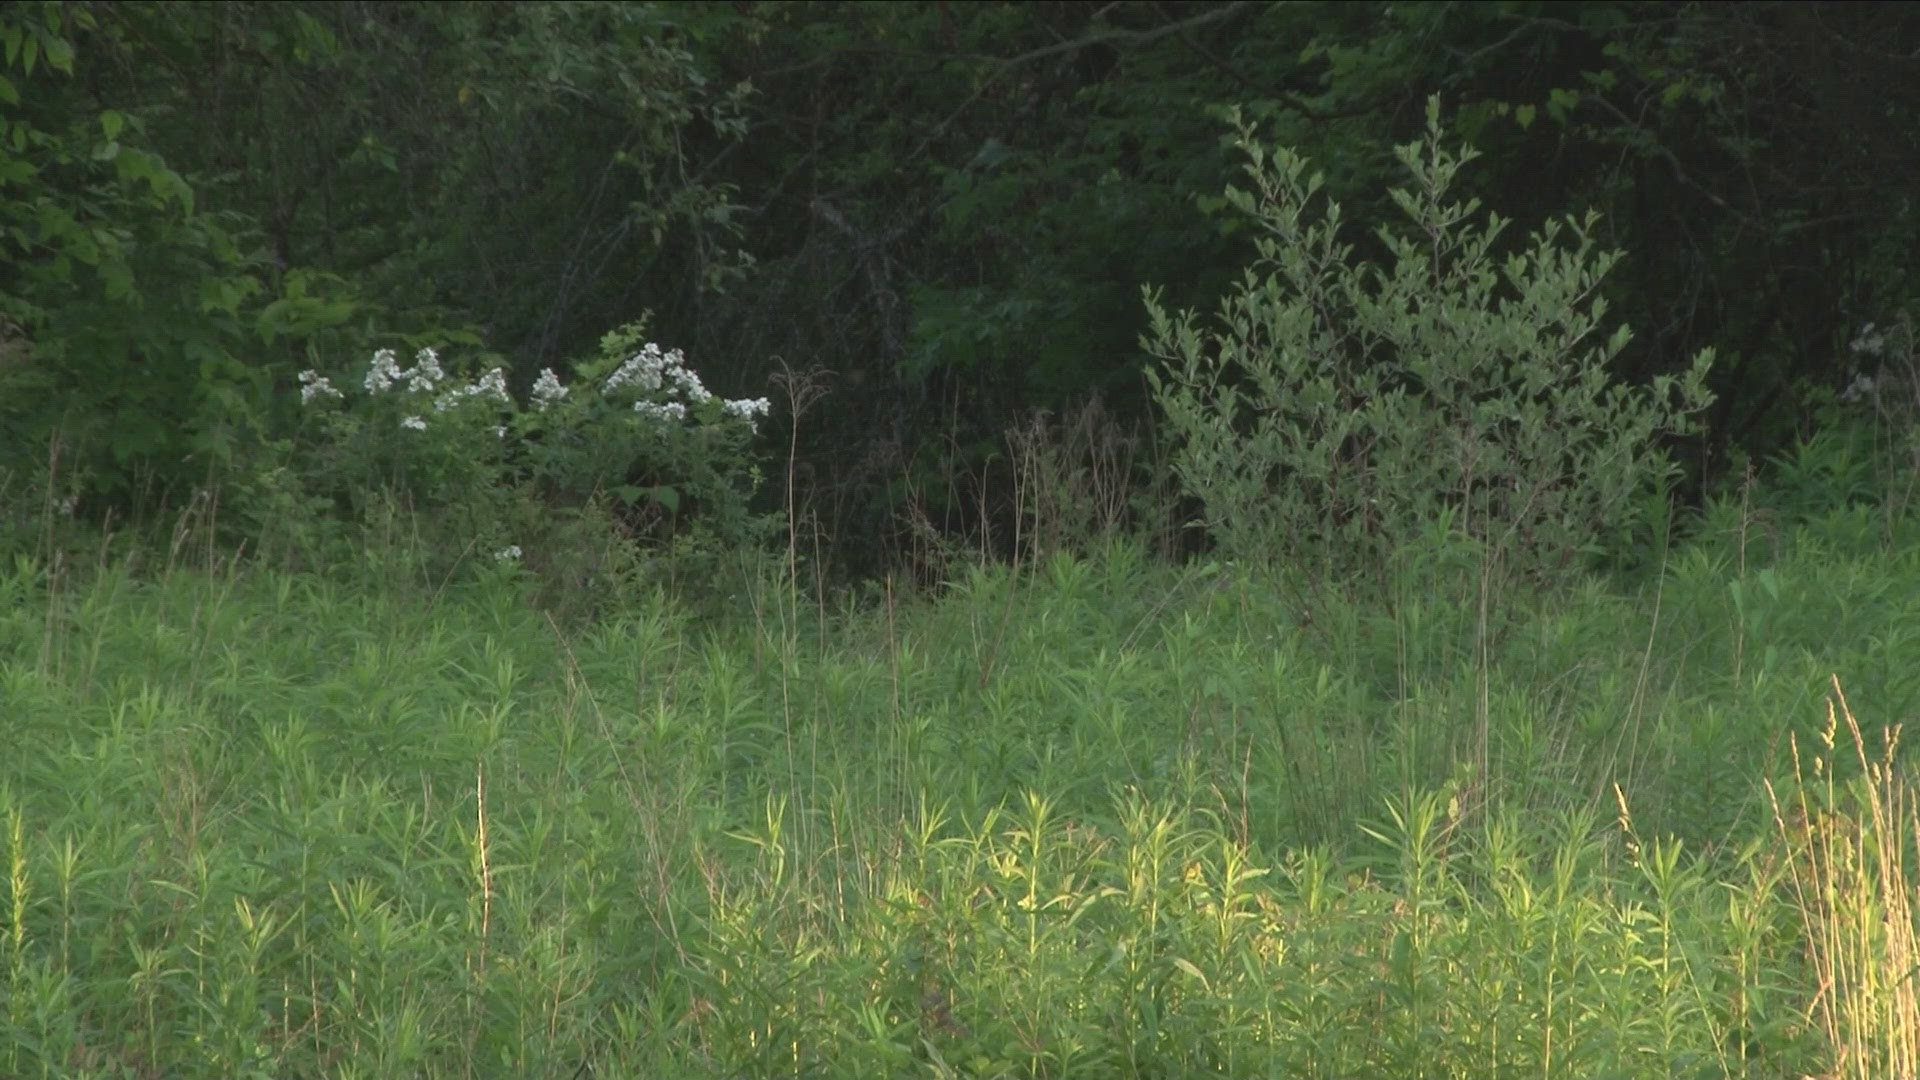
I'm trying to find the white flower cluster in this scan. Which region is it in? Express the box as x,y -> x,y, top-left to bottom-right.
531,368 -> 569,411
604,342 -> 705,400
1840,372 -> 1877,404
723,398 -> 770,421
433,366 -> 510,413
599,342 -> 771,429
361,346 -> 455,398
364,348 -> 405,393
1840,321 -> 1909,405
634,400 -> 687,422
303,341 -> 771,434
306,347 -> 511,433
1851,323 -> 1889,358
407,348 -> 445,393
298,369 -> 343,404
294,336 -> 773,570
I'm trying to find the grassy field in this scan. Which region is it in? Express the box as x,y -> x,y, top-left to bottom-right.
3,493 -> 1919,1077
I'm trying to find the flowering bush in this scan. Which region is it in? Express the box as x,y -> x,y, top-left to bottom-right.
1763,312 -> 1920,524
280,321 -> 775,592
512,324 -> 773,546
295,346 -> 514,524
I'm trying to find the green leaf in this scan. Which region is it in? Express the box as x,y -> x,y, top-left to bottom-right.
0,153 -> 33,184
1170,956 -> 1209,988
100,110 -> 125,141
42,29 -> 72,73
1514,103 -> 1536,130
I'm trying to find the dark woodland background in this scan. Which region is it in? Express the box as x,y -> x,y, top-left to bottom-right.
4,1 -> 1916,578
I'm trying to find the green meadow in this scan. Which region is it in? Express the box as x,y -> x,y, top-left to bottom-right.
4,477 -> 1918,1079
9,5 -> 1919,1078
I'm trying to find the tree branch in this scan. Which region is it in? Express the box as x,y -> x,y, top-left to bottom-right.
983,1 -> 1255,68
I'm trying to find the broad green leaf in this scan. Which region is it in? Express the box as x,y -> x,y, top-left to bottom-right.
42,29 -> 72,72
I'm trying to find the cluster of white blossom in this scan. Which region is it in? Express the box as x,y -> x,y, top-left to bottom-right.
599,342 -> 772,429
363,348 -> 405,393
359,346 -> 453,399
1851,323 -> 1889,358
302,341 -> 770,434
406,348 -> 446,393
1841,321 -> 1906,404
433,366 -> 510,413
294,336 -> 772,571
298,369 -> 343,404
604,342 -> 704,399
634,400 -> 688,423
302,348 -> 511,434
723,398 -> 769,421
531,368 -> 569,411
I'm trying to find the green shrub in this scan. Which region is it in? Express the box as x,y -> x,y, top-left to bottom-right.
0,7 -> 279,514
264,321 -> 776,597
1144,98 -> 1713,593
1764,312 -> 1920,526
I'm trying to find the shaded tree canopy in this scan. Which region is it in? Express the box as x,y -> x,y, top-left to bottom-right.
4,1 -> 1915,573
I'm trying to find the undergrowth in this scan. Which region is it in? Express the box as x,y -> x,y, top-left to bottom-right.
1,489 -> 1918,1077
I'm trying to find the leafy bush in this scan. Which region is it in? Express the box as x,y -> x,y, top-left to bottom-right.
264,321 -> 776,597
1144,98 -> 1714,592
0,7 -> 271,510
1771,312 -> 1920,524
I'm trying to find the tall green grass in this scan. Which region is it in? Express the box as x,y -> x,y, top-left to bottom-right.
2,494 -> 1917,1076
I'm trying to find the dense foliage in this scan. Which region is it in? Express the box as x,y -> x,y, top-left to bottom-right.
5,6 -> 1920,1074
1147,99 -> 1713,587
4,492 -> 1919,1074
3,0 -> 1916,579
